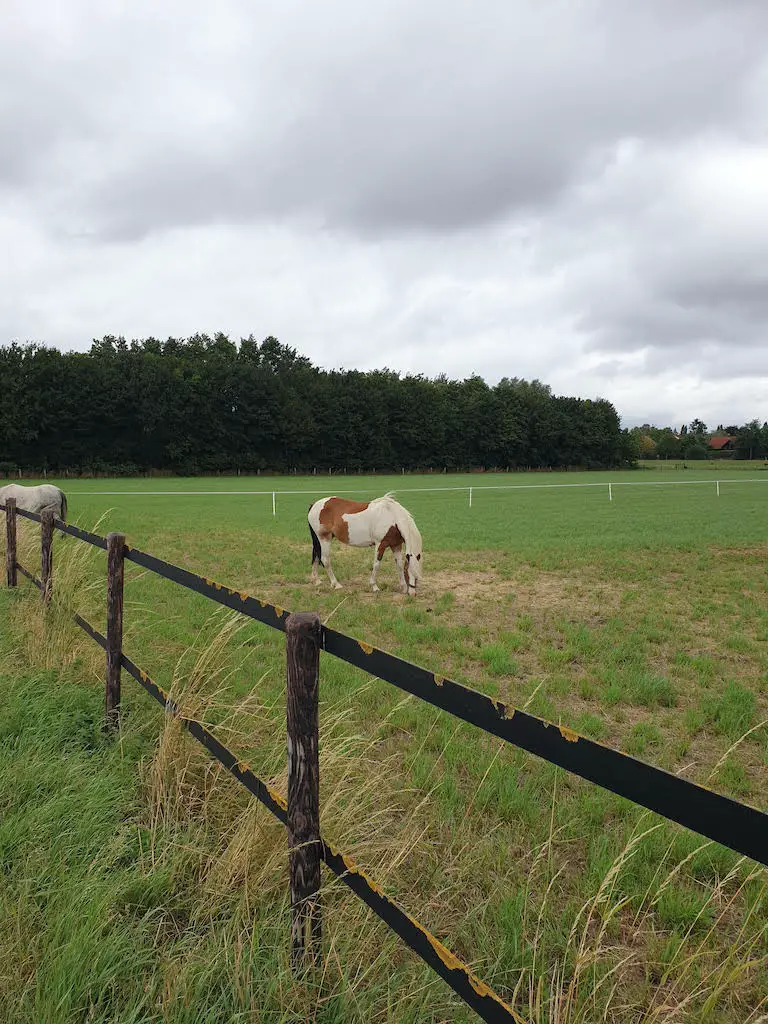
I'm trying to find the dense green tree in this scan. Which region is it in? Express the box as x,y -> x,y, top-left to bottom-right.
681,437 -> 709,460
734,420 -> 767,460
1,336 -> 636,474
619,429 -> 641,465
656,431 -> 682,460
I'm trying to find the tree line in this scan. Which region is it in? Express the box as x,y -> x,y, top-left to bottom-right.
2,333 -> 638,475
630,419 -> 768,461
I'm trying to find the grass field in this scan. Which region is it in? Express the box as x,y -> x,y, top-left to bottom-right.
1,468 -> 767,1022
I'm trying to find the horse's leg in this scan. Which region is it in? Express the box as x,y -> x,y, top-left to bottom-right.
370,546 -> 384,592
322,536 -> 342,589
392,545 -> 407,593
310,524 -> 321,584
310,535 -> 321,584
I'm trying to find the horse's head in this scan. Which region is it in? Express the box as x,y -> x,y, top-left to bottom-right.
404,548 -> 422,596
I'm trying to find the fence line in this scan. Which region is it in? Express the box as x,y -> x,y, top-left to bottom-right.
52,476 -> 768,496
52,476 -> 768,516
3,499 -> 768,1021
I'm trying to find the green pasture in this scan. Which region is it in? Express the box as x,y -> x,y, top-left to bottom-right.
1,469 -> 766,1022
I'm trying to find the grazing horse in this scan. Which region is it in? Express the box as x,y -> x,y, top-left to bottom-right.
308,493 -> 423,595
0,483 -> 67,520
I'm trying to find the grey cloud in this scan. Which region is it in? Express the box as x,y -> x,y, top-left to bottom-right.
3,1 -> 764,240
581,293 -> 768,357
550,133 -> 768,359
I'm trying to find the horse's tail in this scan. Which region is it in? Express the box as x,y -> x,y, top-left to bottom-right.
59,490 -> 68,523
308,506 -> 323,567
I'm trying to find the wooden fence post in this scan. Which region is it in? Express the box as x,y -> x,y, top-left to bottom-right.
41,510 -> 54,604
5,498 -> 17,588
286,611 -> 322,970
105,532 -> 126,732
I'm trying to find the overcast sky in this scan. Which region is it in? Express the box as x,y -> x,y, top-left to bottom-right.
2,1 -> 767,429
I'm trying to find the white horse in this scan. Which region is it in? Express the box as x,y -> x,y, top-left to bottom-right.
0,483 -> 67,520
308,492 -> 423,595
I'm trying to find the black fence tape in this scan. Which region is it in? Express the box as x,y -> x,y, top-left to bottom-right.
12,506 -> 41,523
123,543 -> 288,632
75,614 -> 290,824
322,627 -> 768,868
73,613 -> 523,1024
0,504 -> 108,550
55,520 -> 108,550
16,563 -> 43,591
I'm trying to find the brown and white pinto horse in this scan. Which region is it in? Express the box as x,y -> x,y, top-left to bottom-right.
307,493 -> 423,595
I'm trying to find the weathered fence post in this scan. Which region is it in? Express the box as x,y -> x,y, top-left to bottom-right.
5,498 -> 17,587
105,532 -> 126,732
41,510 -> 54,604
286,611 -> 322,970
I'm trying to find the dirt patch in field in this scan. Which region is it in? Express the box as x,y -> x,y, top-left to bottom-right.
711,543 -> 768,560
426,566 -> 632,623
422,568 -> 503,602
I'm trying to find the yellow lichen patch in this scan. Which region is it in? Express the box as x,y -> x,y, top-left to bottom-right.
415,925 -> 463,971
559,725 -> 579,743
139,670 -> 149,683
417,922 -> 520,1012
236,760 -> 250,775
496,702 -> 515,721
434,674 -> 445,686
358,641 -> 374,655
237,591 -> 249,602
267,786 -> 288,811
274,606 -> 284,617
338,852 -> 387,897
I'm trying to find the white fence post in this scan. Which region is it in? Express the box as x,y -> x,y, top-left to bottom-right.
272,491 -> 276,517
716,480 -> 720,497
608,483 -> 613,502
469,487 -> 472,508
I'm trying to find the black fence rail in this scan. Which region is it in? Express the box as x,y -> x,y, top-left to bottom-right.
3,497 -> 768,1022
15,562 -> 43,590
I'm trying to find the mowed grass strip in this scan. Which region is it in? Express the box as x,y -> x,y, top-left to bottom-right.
1,471 -> 766,1022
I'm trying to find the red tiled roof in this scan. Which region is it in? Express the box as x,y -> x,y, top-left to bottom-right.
708,436 -> 734,450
